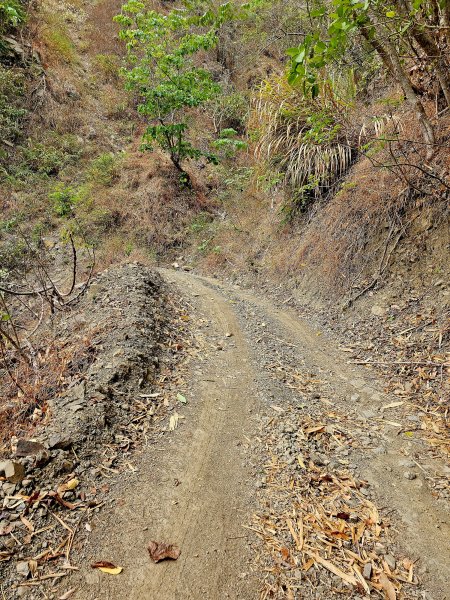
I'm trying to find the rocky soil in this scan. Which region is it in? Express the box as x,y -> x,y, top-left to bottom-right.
0,264 -> 189,597
0,265 -> 448,599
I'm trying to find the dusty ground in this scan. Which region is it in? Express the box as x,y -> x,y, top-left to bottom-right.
1,267 -> 449,599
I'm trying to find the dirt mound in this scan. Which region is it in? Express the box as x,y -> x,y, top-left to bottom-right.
37,263 -> 169,454
0,263 -> 186,595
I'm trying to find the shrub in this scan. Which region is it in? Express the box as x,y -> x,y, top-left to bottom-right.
251,74 -> 354,206
87,152 -> 121,187
0,66 -> 27,161
93,53 -> 121,83
49,183 -> 78,217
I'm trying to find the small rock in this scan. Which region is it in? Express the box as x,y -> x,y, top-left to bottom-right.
350,393 -> 360,402
374,543 -> 385,555
398,459 -> 415,468
15,439 -> 46,457
0,460 -> 25,483
48,435 -> 73,450
2,482 -> 16,495
310,452 -> 327,466
360,409 -> 376,419
384,554 -> 396,571
363,562 -> 373,580
406,415 -> 420,422
404,471 -> 417,480
16,560 -> 30,578
371,305 -> 386,317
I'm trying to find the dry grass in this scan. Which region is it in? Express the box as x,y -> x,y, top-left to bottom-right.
0,336 -> 96,453
251,75 -> 354,199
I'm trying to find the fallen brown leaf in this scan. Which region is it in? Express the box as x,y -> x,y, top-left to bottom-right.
91,561 -> 117,569
148,541 -> 181,563
91,561 -> 123,575
59,590 -> 76,600
379,572 -> 397,600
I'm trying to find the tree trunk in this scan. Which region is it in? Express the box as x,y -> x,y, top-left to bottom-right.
442,0 -> 450,49
359,23 -> 435,157
409,24 -> 450,107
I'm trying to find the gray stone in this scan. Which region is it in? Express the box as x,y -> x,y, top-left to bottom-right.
15,439 -> 46,458
374,543 -> 385,555
2,482 -> 16,495
404,471 -> 417,480
363,562 -> 373,580
384,554 -> 396,571
48,433 -> 74,450
16,560 -> 30,578
360,409 -> 376,419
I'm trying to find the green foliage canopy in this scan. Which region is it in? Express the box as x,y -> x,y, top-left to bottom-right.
115,1 -> 236,172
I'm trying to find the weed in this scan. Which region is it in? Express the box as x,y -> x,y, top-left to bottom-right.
41,14 -> 76,63
0,66 -> 27,164
190,212 -> 213,234
49,183 -> 77,217
93,53 -> 121,83
87,152 -> 121,187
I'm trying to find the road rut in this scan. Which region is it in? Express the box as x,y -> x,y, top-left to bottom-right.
72,269 -> 449,600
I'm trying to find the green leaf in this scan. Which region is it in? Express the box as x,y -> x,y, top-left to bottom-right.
177,393 -> 187,404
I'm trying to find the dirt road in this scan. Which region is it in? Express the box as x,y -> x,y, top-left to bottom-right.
73,269 -> 449,600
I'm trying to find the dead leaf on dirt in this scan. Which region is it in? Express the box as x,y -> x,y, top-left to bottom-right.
379,571 -> 396,600
169,412 -> 180,430
59,589 -> 76,600
20,515 -> 34,532
148,541 -> 181,563
91,561 -> 123,575
57,478 -> 80,495
48,491 -> 78,510
381,401 -> 404,411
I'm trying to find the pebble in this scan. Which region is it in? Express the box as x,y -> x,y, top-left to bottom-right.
360,409 -> 376,419
374,543 -> 385,555
16,561 -> 30,577
404,471 -> 417,480
363,562 -> 373,580
384,554 -> 396,571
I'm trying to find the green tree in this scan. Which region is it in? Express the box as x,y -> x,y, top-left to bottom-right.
115,1 -> 235,180
287,0 -> 450,154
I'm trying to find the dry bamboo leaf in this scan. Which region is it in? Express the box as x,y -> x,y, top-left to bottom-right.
91,561 -> 123,575
169,413 -> 180,431
381,401 -> 405,411
303,557 -> 315,572
286,519 -> 302,551
20,515 -> 34,532
307,551 -> 358,586
379,572 -> 396,600
58,589 -> 76,600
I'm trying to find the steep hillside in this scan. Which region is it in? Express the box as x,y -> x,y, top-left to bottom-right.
0,1 -> 449,598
